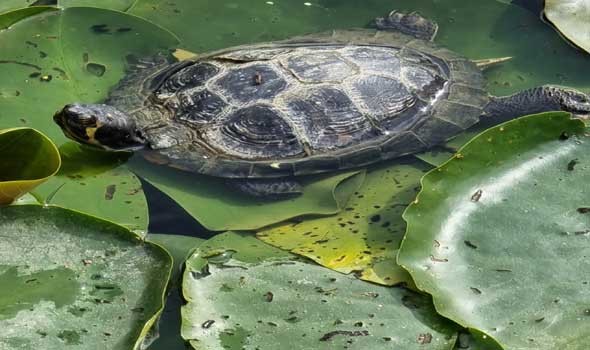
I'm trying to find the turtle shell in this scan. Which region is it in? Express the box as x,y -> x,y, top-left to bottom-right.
106,29 -> 488,178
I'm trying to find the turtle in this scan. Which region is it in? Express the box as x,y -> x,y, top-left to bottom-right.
54,10 -> 590,198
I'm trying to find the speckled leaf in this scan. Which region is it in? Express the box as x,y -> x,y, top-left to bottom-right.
0,205 -> 172,350
181,232 -> 457,350
544,0 -> 590,54
0,128 -> 60,204
0,7 -> 178,229
257,160 -> 430,286
130,157 -> 364,231
398,112 -> 590,349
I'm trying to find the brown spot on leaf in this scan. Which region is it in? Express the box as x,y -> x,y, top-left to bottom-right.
417,333 -> 432,344
105,184 -> 116,200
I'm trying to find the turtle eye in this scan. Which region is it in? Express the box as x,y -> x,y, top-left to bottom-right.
76,114 -> 97,126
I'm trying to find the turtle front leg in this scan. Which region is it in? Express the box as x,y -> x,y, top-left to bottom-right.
373,10 -> 438,41
228,178 -> 303,199
484,85 -> 590,122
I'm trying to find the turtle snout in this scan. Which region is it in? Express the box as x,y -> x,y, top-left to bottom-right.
55,104 -> 98,127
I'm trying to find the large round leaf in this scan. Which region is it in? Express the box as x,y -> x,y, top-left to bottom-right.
181,232 -> 458,350
0,7 -> 178,230
398,112 -> 590,349
543,0 -> 590,54
257,160 -> 430,286
0,128 -> 60,204
0,205 -> 172,349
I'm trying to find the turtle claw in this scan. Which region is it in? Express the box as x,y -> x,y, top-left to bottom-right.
373,10 -> 438,41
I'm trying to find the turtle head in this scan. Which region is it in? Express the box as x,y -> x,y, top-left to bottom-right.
54,103 -> 148,151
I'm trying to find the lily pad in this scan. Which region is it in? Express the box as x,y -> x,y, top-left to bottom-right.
146,233 -> 205,284
58,0 -> 136,11
0,6 -> 56,28
0,128 -> 60,204
398,112 -> 590,349
0,7 -> 178,229
257,160 -> 430,286
543,0 -> 590,54
130,157 -> 364,231
0,205 -> 172,349
181,232 -> 458,349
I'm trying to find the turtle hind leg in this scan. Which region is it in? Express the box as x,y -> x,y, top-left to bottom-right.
484,85 -> 590,123
373,10 -> 439,41
228,178 -> 303,199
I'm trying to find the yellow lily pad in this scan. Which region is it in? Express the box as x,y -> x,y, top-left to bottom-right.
257,160 -> 430,285
0,128 -> 60,205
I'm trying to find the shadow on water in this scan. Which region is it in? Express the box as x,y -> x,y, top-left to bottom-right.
141,178 -> 217,239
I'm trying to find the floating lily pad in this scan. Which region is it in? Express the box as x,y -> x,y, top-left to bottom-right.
181,232 -> 458,350
543,0 -> 590,54
0,7 -> 178,229
0,205 -> 172,349
0,128 -> 60,204
131,157 -> 364,231
398,112 -> 590,349
0,6 -> 56,28
58,0 -> 135,11
146,233 -> 205,284
257,160 -> 430,286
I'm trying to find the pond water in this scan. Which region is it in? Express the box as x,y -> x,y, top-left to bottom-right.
1,0 -> 589,349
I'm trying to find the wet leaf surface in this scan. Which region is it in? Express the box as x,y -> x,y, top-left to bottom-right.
0,205 -> 172,350
181,232 -> 458,350
543,0 -> 590,54
399,112 -> 590,349
0,128 -> 60,204
257,160 -> 430,286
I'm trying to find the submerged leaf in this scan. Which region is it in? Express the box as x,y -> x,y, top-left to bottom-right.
181,232 -> 458,350
399,112 -> 590,349
257,160 -> 429,286
131,157 -> 364,231
0,128 -> 60,204
0,205 -> 172,350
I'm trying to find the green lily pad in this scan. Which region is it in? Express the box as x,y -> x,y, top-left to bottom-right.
130,157 -> 364,231
398,112 -> 590,349
0,128 -> 60,204
146,233 -> 205,285
181,232 -> 458,350
0,7 -> 178,229
257,160 -> 430,286
0,6 -> 56,28
58,0 -> 135,11
543,0 -> 590,54
0,204 -> 172,349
